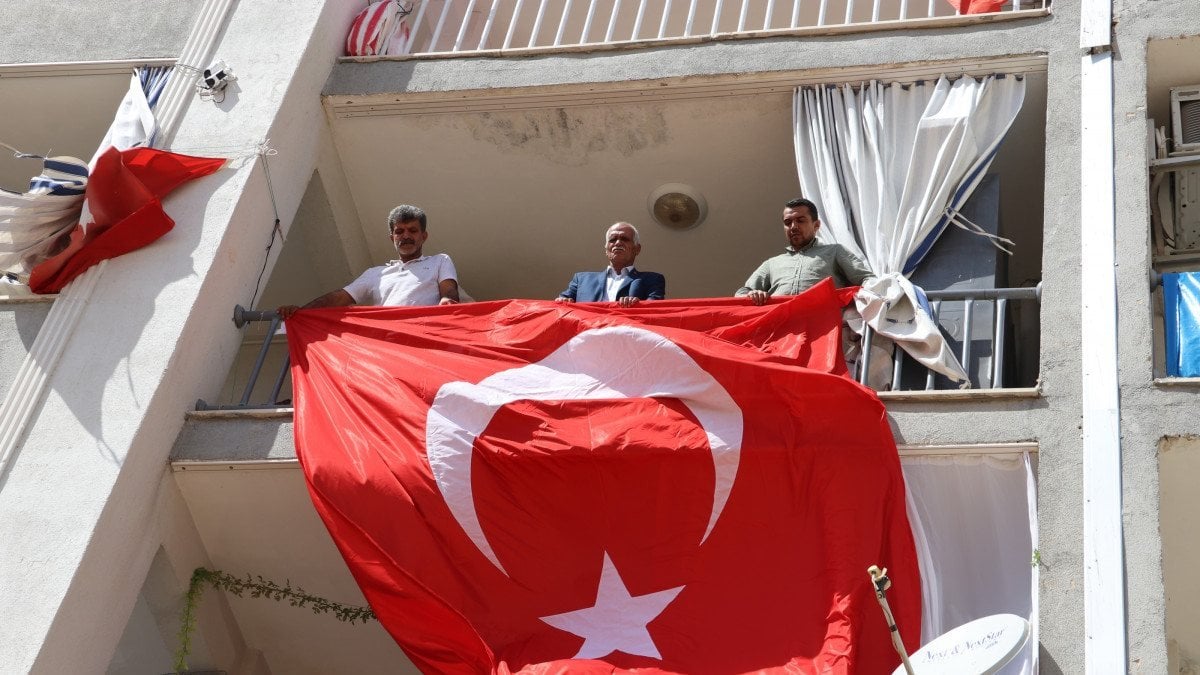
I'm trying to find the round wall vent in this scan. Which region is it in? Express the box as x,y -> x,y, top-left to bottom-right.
648,183 -> 707,230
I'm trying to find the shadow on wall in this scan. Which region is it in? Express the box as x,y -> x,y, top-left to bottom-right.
0,167 -> 239,481
0,300 -> 53,403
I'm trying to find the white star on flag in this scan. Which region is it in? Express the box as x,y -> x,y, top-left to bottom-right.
540,552 -> 684,660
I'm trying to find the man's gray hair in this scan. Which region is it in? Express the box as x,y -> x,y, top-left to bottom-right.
387,204 -> 427,232
606,221 -> 640,245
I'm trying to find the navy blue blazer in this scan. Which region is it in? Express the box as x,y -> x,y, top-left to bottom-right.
558,269 -> 666,302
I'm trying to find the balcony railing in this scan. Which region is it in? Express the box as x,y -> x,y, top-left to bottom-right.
199,285 -> 1040,411
858,284 -> 1041,391
389,0 -> 1048,56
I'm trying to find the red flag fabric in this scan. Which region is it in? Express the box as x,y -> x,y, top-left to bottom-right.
286,280 -> 921,674
946,0 -> 1005,13
28,147 -> 224,294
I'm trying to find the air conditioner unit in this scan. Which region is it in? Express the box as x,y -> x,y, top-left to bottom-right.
1173,166 -> 1200,251
1171,85 -> 1200,155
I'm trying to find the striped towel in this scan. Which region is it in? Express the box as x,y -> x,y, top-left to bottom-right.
0,155 -> 88,277
346,0 -> 412,56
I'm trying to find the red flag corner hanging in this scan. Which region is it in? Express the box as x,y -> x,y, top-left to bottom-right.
286,280 -> 921,674
946,0 -> 1005,13
28,146 -> 224,294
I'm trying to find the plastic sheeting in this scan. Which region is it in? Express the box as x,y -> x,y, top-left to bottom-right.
1163,272 -> 1200,377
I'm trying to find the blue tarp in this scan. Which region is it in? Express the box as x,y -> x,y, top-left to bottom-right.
1163,272 -> 1200,377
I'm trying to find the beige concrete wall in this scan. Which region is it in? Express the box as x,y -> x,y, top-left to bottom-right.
1160,436 -> 1200,674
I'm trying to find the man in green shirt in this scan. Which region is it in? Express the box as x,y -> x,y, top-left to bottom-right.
736,197 -> 874,305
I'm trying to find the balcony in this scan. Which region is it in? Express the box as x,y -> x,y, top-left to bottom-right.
199,278 -> 1040,412
381,0 -> 1050,57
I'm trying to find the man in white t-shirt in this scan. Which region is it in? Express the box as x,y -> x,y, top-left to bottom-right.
277,204 -> 459,318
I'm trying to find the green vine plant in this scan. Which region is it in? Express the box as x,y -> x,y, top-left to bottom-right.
173,567 -> 376,673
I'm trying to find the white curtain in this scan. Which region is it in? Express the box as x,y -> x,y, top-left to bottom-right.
793,75 -> 1026,385
903,451 -> 1037,674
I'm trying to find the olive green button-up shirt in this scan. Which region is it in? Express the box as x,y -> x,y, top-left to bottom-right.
735,240 -> 874,297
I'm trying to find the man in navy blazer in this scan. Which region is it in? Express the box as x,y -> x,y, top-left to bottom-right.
555,222 -> 666,307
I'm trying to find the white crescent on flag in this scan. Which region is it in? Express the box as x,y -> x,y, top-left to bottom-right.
425,325 -> 744,574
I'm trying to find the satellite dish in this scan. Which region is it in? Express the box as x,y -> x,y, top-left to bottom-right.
648,183 -> 707,230
893,613 -> 1030,675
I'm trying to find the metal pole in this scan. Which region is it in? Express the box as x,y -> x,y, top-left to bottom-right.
554,0 -> 574,45
710,0 -> 725,34
269,352 -> 291,406
992,298 -> 1008,388
405,0 -> 433,53
454,0 -> 480,50
926,301 -> 940,390
503,0 -> 527,48
605,0 -> 623,40
860,324 -> 874,386
477,0 -> 503,48
238,316 -> 281,406
961,299 -> 974,388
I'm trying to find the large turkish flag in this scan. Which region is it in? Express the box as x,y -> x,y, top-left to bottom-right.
286,280 -> 920,674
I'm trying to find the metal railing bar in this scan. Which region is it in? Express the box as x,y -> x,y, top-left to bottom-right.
581,0 -> 599,42
395,1 -> 1055,56
604,0 -> 622,40
554,0 -> 574,46
992,298 -> 1008,388
631,0 -> 648,40
232,304 -> 273,327
860,323 -> 874,386
503,0 -> 527,48
477,0 -> 503,49
269,352 -> 291,405
710,0 -> 725,34
961,299 -> 974,387
198,403 -> 294,411
429,0 -> 455,52
892,343 -> 903,388
926,300 -> 940,390
528,0 -> 550,47
657,0 -> 673,39
405,0 -> 433,54
454,0 -> 481,50
923,286 -> 1039,301
684,0 -> 698,35
239,315 -> 280,407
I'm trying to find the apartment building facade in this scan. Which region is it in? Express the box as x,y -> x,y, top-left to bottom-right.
2,0 -> 1197,672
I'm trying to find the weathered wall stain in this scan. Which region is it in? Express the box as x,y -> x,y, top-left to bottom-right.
464,106 -> 671,165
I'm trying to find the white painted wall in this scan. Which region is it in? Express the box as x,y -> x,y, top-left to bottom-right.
0,1 -> 364,671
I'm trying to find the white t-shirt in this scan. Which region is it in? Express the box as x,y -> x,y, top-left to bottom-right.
342,253 -> 457,307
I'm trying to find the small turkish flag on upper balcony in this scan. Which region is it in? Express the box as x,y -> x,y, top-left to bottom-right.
947,0 -> 1006,13
28,146 -> 223,294
286,282 -> 921,674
